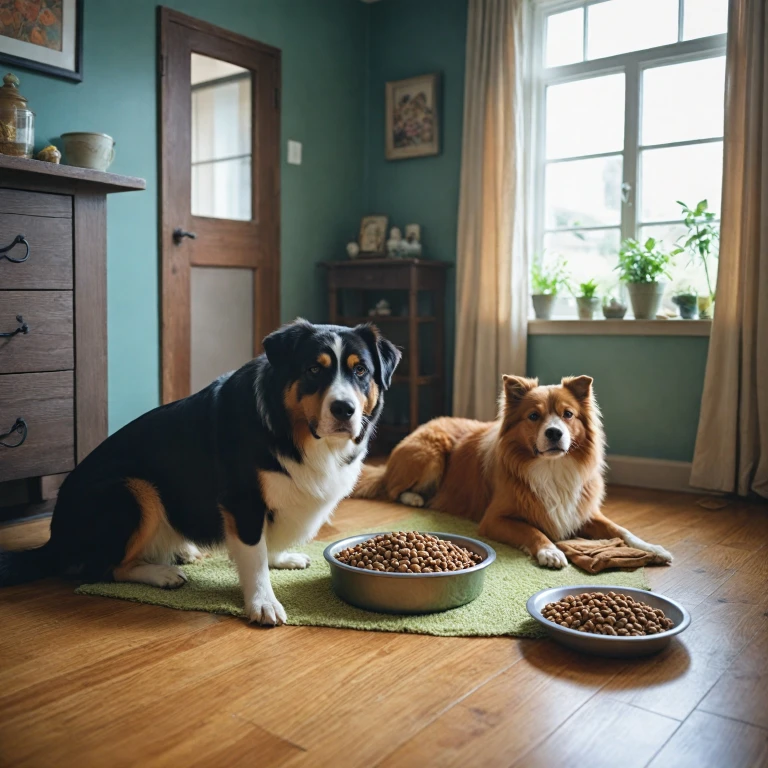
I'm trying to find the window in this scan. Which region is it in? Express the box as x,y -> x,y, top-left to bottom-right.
534,0 -> 727,317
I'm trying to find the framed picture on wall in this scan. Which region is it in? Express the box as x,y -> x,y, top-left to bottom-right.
358,214 -> 388,256
0,0 -> 83,82
385,73 -> 440,161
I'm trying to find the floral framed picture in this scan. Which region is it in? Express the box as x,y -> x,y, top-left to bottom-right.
385,73 -> 440,161
0,0 -> 83,82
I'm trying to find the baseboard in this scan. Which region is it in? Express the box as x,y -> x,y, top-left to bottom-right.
606,454 -> 694,493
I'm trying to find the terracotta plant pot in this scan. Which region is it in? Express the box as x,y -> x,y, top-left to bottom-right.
626,282 -> 666,320
531,294 -> 556,320
576,296 -> 601,320
672,294 -> 698,319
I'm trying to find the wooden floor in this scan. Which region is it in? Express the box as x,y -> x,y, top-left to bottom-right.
1,487 -> 767,768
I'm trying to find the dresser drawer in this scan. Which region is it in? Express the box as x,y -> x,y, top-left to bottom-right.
0,291 -> 73,373
0,202 -> 73,290
0,371 -> 75,482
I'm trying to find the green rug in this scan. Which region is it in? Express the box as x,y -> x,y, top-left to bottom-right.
75,509 -> 650,638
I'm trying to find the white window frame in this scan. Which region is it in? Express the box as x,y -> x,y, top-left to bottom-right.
531,0 -> 727,322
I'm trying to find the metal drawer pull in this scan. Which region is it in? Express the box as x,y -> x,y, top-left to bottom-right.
0,417 -> 27,448
0,314 -> 29,337
0,235 -> 30,263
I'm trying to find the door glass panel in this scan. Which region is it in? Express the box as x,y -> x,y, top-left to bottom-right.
190,267 -> 254,394
191,54 -> 252,221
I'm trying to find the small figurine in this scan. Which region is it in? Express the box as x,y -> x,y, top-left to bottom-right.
346,241 -> 360,259
36,145 -> 61,164
386,227 -> 404,258
368,299 -> 392,317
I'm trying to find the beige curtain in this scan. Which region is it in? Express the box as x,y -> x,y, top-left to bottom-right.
452,0 -> 530,421
690,0 -> 768,498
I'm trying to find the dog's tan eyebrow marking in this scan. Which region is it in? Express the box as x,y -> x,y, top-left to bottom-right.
347,354 -> 361,369
317,353 -> 332,368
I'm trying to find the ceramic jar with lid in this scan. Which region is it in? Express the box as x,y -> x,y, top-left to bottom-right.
0,73 -> 35,158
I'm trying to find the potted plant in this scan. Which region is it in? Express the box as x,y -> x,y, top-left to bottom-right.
672,287 -> 698,319
574,279 -> 601,320
530,257 -> 569,320
672,199 -> 718,319
602,294 -> 628,319
616,237 -> 672,319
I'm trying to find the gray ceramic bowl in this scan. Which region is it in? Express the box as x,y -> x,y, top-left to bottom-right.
324,532 -> 496,614
527,585 -> 691,657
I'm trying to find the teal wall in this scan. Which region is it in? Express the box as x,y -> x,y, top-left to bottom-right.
14,0 -> 710,462
364,0 -> 709,463
365,0 -> 468,408
17,0 -> 367,431
528,336 -> 709,462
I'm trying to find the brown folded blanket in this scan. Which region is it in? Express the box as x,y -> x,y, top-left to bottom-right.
556,538 -> 657,573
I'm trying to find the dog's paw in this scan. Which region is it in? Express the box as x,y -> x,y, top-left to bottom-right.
623,533 -> 673,564
399,491 -> 425,508
151,565 -> 189,589
270,552 -> 310,570
177,543 -> 207,564
247,595 -> 287,626
537,546 -> 568,570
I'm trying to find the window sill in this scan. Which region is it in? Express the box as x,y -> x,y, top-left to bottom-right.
528,319 -> 712,337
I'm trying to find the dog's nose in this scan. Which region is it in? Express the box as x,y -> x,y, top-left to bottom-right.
545,427 -> 563,442
330,400 -> 356,420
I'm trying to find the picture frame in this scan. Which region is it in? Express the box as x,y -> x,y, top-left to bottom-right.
0,0 -> 83,83
385,73 -> 440,161
358,215 -> 388,257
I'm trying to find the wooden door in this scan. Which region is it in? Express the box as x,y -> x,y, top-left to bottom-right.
159,8 -> 280,403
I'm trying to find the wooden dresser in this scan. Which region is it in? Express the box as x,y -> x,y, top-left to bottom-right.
0,156 -> 144,518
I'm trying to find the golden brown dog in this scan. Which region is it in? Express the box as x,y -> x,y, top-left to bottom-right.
354,375 -> 672,569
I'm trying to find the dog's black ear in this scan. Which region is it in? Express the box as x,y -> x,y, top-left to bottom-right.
356,324 -> 402,390
263,319 -> 313,368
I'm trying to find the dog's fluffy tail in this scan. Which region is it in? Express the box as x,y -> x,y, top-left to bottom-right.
352,463 -> 388,499
0,541 -> 57,587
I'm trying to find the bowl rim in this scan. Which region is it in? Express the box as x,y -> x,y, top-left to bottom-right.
323,531 -> 496,579
526,584 -> 691,642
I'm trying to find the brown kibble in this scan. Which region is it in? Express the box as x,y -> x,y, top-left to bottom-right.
541,592 -> 675,638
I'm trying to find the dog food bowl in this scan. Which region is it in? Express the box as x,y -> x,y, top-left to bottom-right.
324,532 -> 496,614
527,585 -> 691,657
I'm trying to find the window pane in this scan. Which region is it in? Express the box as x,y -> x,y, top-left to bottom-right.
588,0 -> 678,60
546,74 -> 625,159
640,142 -> 723,222
545,155 -> 623,229
191,53 -> 252,221
642,57 -> 725,146
546,8 -> 584,67
543,228 -> 622,290
684,0 -> 729,40
192,157 -> 252,220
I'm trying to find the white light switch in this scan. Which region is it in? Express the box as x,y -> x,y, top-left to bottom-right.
287,140 -> 302,165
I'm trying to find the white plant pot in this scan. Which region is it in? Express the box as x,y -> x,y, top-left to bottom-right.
626,282 -> 666,320
532,294 -> 555,320
576,296 -> 601,320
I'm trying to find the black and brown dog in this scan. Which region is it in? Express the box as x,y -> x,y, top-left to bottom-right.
0,320 -> 400,625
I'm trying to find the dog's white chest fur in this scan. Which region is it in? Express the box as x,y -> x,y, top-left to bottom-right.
526,459 -> 585,541
260,440 -> 363,553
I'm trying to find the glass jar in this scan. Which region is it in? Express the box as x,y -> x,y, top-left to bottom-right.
0,73 -> 35,159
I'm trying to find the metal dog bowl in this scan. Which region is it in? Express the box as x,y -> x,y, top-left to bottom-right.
527,585 -> 691,657
324,532 -> 496,614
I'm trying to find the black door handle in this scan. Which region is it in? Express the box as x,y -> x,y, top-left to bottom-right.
0,315 -> 29,337
0,235 -> 30,263
173,228 -> 197,244
0,417 -> 27,448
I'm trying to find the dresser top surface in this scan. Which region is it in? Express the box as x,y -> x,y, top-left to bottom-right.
0,155 -> 146,193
